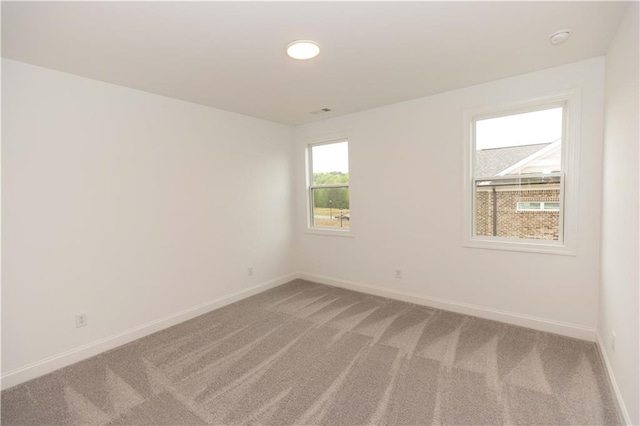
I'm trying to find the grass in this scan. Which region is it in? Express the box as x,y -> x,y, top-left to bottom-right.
313,207 -> 350,229
314,207 -> 349,216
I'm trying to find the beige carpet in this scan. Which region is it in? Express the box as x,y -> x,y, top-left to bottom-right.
1,279 -> 622,425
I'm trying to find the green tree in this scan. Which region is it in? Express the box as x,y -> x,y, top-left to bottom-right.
312,172 -> 349,209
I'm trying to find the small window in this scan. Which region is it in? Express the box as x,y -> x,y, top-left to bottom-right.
517,202 -> 560,212
463,89 -> 580,254
308,140 -> 350,231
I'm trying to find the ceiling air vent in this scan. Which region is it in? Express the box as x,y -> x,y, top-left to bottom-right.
310,107 -> 332,115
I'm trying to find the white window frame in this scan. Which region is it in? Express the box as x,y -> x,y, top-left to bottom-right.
306,138 -> 353,237
516,201 -> 561,212
462,89 -> 580,255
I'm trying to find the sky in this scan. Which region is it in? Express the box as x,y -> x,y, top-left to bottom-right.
312,141 -> 349,173
476,107 -> 563,150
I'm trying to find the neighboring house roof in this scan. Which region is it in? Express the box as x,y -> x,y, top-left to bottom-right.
475,142 -> 557,177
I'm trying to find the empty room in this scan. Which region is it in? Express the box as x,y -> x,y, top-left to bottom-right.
1,1 -> 638,425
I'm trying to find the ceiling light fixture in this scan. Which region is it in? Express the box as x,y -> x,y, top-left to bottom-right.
286,40 -> 320,60
549,30 -> 570,46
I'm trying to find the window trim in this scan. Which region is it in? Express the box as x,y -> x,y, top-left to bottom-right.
462,89 -> 580,255
306,138 -> 352,236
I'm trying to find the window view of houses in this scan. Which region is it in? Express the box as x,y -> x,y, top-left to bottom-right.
474,107 -> 563,241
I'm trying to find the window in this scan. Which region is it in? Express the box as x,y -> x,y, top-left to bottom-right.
517,202 -> 560,212
463,90 -> 580,255
307,140 -> 350,232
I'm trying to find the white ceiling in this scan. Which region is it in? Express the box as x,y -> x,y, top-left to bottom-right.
1,1 -> 629,125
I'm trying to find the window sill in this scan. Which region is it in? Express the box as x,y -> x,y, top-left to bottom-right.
304,228 -> 355,238
463,237 -> 576,256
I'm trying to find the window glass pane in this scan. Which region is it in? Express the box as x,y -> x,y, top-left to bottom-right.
312,142 -> 349,185
312,187 -> 350,229
475,107 -> 562,177
518,202 -> 541,210
475,176 -> 560,240
544,202 -> 560,210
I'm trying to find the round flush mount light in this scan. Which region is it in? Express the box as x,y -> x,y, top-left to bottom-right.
286,40 -> 320,60
549,30 -> 571,46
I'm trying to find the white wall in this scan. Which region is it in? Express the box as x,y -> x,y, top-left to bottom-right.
599,3 -> 639,424
294,58 -> 606,339
3,47 -> 631,403
1,59 -> 294,384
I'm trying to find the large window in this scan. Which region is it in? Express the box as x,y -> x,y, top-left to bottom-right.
463,90 -> 579,254
308,140 -> 350,231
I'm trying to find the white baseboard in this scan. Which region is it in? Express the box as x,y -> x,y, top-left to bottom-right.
596,333 -> 632,425
1,273 -> 297,391
297,272 -> 596,341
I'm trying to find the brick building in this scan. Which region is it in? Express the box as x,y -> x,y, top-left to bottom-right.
475,141 -> 561,241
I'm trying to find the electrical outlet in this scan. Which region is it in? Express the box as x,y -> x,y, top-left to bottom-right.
248,266 -> 254,276
395,268 -> 402,279
611,331 -> 616,352
75,313 -> 88,328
